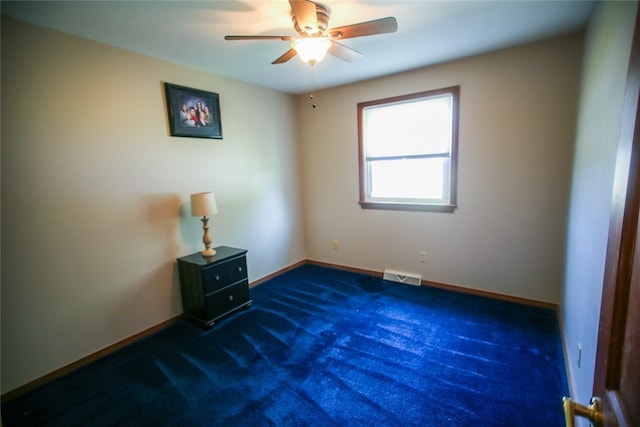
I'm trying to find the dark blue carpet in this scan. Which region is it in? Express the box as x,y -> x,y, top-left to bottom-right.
2,264 -> 568,426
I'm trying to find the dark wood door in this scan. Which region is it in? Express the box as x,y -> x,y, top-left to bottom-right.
593,5 -> 640,426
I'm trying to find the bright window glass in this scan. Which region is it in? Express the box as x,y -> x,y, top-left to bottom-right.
369,158 -> 448,201
364,96 -> 452,158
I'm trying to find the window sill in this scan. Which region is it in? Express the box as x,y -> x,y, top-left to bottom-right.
359,201 -> 456,213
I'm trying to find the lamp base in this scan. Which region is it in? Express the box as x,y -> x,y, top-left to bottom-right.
201,247 -> 216,257
198,216 -> 216,257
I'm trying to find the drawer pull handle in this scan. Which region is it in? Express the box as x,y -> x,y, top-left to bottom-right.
228,295 -> 234,302
237,267 -> 243,272
215,275 -> 220,281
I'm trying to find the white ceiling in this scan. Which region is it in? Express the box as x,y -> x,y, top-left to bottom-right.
1,0 -> 596,94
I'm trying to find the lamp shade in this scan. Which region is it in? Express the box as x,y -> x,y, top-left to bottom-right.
292,38 -> 331,64
190,192 -> 218,217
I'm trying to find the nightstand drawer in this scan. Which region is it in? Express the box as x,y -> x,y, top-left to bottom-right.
202,255 -> 248,294
205,281 -> 251,319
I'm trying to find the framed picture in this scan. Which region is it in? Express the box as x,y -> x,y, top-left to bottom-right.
164,82 -> 222,139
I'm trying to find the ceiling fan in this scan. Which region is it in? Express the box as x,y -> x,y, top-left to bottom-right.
224,0 -> 398,65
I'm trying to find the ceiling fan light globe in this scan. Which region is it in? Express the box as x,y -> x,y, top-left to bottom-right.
292,38 -> 331,64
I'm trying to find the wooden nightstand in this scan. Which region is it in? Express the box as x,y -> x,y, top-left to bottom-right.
176,246 -> 251,327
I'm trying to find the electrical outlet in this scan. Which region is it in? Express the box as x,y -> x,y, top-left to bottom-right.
332,240 -> 339,250
577,343 -> 582,368
419,251 -> 427,262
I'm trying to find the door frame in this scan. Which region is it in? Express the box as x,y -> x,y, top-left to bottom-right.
593,5 -> 640,426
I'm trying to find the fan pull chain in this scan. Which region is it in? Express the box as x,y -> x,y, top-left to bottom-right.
309,65 -> 317,109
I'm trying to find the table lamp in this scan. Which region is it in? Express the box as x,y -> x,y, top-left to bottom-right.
190,192 -> 218,257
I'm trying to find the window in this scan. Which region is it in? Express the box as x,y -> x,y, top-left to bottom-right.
357,86 -> 459,212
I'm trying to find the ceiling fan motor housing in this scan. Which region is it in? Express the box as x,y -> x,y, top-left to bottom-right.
292,2 -> 330,36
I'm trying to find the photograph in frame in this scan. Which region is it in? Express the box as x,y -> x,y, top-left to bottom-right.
164,82 -> 222,139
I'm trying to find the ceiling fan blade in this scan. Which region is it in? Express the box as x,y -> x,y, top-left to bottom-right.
225,35 -> 294,41
328,41 -> 362,62
289,0 -> 319,35
272,48 -> 298,64
328,17 -> 398,40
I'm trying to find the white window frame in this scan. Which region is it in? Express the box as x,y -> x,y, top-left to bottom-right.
357,86 -> 460,212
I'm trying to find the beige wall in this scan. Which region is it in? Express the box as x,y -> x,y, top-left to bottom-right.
299,33 -> 583,304
1,17 -> 306,393
562,1 -> 637,422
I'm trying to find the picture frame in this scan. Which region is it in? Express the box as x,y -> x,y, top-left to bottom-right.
164,82 -> 222,139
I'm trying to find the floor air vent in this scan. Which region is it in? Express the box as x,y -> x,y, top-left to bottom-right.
383,269 -> 422,286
